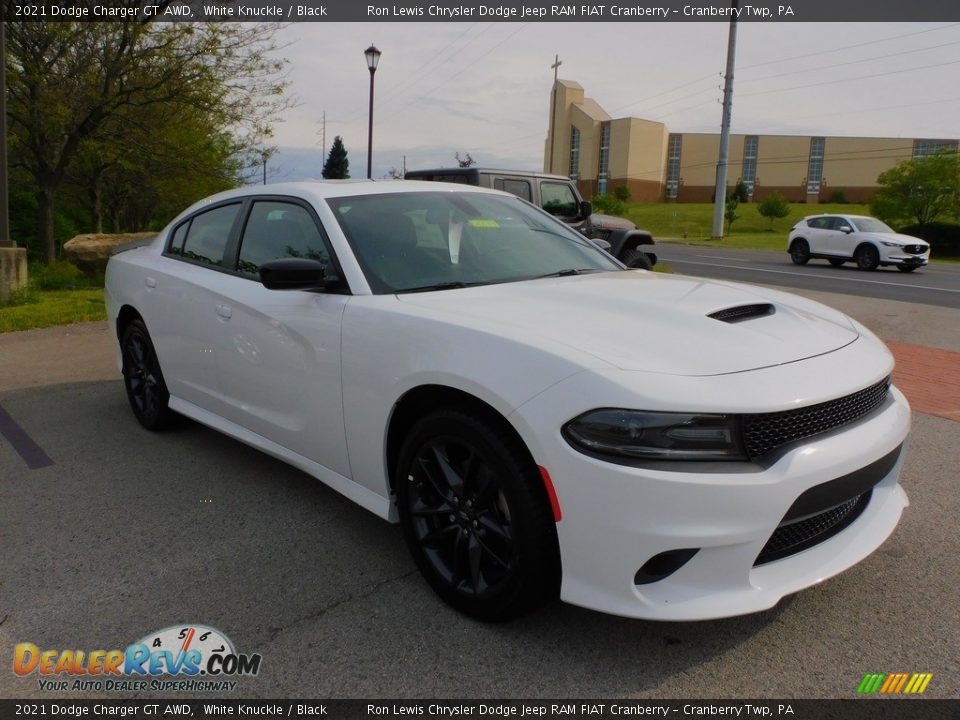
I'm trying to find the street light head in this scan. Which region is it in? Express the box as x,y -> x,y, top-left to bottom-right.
365,44 -> 381,72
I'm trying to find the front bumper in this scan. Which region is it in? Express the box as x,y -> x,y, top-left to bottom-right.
880,248 -> 929,267
510,352 -> 910,620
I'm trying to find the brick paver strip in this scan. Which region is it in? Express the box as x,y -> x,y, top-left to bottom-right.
887,340 -> 960,423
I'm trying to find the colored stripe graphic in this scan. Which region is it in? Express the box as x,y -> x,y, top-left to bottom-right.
858,672 -> 933,694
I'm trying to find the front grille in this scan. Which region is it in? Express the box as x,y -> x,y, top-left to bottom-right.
755,491 -> 871,565
903,245 -> 926,255
742,377 -> 890,459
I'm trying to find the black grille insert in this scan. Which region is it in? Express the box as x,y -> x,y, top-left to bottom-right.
755,491 -> 871,565
742,377 -> 890,459
903,245 -> 926,255
708,303 -> 775,323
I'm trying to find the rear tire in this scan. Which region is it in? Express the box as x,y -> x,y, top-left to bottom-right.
789,239 -> 810,265
121,319 -> 174,431
396,408 -> 560,621
854,244 -> 880,271
828,258 -> 845,267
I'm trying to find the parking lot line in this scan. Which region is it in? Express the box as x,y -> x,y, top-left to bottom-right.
0,402 -> 54,469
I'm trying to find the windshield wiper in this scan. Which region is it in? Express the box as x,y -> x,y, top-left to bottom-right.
396,281 -> 485,294
532,268 -> 602,279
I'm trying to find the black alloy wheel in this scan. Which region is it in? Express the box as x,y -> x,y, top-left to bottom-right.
121,319 -> 173,431
855,244 -> 880,271
790,239 -> 810,265
396,409 -> 560,621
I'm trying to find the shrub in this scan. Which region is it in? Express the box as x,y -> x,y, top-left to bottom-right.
732,180 -> 750,203
758,192 -> 791,229
827,190 -> 848,204
897,222 -> 960,257
591,194 -> 626,217
612,185 -> 631,202
29,260 -> 102,290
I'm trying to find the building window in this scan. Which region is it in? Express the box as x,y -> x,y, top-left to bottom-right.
913,139 -> 959,157
742,136 -> 758,197
666,134 -> 682,199
569,127 -> 581,181
806,137 -> 825,194
597,123 -> 611,195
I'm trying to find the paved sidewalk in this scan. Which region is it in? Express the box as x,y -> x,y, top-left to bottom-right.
888,341 -> 960,422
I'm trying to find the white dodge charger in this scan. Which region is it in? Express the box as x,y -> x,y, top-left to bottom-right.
105,181 -> 910,621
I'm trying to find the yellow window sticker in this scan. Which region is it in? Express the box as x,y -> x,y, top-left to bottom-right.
468,218 -> 500,228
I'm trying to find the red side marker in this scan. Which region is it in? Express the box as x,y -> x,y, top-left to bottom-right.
538,466 -> 563,522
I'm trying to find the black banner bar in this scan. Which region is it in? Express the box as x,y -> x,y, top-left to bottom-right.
6,0 -> 960,22
1,700 -> 958,720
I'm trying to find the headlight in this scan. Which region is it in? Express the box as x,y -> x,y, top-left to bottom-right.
880,241 -> 903,247
563,409 -> 747,461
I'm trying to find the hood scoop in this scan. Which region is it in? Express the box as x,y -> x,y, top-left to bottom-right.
708,303 -> 776,323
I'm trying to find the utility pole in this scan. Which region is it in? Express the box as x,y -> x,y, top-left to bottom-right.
548,54 -> 561,174
0,20 -> 10,248
711,0 -> 739,240
317,110 -> 326,166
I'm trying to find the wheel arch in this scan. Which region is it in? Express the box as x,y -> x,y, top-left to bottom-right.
385,384 -> 538,496
116,304 -> 144,342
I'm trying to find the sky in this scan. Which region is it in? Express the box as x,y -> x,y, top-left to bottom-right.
264,21 -> 960,182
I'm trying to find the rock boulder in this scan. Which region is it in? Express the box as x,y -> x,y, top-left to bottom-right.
63,233 -> 157,275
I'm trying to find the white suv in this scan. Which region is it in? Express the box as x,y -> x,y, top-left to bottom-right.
788,214 -> 930,272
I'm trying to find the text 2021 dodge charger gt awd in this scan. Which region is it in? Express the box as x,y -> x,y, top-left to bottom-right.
105,181 -> 910,621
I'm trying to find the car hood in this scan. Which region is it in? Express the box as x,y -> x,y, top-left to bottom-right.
588,213 -> 636,230
859,232 -> 929,247
395,272 -> 859,376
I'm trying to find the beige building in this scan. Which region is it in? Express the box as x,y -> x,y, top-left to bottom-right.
544,79 -> 958,203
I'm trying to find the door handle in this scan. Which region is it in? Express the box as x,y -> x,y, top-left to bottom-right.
216,304 -> 232,320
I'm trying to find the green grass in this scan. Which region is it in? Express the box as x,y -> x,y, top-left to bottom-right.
0,288 -> 106,333
625,202 -> 872,251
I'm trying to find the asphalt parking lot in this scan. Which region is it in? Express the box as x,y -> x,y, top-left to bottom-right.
1,285 -> 959,700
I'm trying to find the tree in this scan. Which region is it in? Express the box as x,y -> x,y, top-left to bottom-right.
322,137 -> 350,179
455,152 -> 476,168
732,180 -> 750,203
6,19 -> 289,263
870,151 -> 960,227
724,196 -> 740,236
757,192 -> 791,229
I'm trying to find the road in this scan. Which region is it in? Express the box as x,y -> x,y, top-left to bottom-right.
654,242 -> 960,308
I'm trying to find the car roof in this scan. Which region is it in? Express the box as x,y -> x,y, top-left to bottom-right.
405,167 -> 572,182
178,179 -> 508,216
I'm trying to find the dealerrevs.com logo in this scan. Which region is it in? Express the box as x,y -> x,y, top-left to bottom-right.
13,624 -> 261,693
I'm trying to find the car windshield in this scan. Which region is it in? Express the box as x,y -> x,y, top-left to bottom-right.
851,217 -> 894,233
327,191 -> 621,293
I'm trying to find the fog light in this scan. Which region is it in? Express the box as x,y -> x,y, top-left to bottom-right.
634,548 -> 699,585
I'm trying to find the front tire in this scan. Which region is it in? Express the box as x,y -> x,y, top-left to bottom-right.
789,239 -> 810,265
396,408 -> 560,621
855,244 -> 880,271
620,248 -> 652,270
121,319 -> 174,431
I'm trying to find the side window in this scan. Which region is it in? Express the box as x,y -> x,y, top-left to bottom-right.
830,217 -> 851,231
167,221 -> 190,256
540,182 -> 578,217
237,201 -> 330,277
493,178 -> 532,202
179,204 -> 241,267
807,217 -> 827,230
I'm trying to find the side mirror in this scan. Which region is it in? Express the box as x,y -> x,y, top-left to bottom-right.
579,200 -> 593,219
839,225 -> 853,234
259,258 -> 339,291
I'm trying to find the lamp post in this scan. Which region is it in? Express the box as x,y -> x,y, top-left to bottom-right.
261,150 -> 268,185
364,44 -> 381,180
